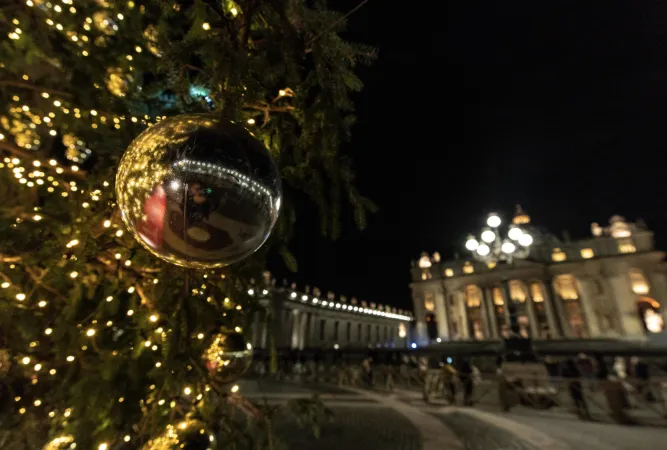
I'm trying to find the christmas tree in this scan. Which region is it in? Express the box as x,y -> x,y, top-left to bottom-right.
0,1 -> 374,448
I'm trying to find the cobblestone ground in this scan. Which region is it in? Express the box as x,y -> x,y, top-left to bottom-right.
274,406 -> 423,450
433,411 -> 537,450
501,409 -> 667,450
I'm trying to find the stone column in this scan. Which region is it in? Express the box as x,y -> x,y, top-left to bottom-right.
547,278 -> 572,338
484,287 -> 499,338
536,281 -> 560,338
576,277 -> 602,337
608,274 -> 645,338
648,272 -> 667,324
522,282 -> 539,339
290,309 -> 300,349
434,288 -> 450,339
411,287 -> 428,344
478,286 -> 491,339
455,290 -> 470,339
298,312 -> 308,349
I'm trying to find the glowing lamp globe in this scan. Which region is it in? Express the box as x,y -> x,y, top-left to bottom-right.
508,226 -> 523,241
476,244 -> 490,256
465,236 -> 479,251
481,229 -> 496,243
487,213 -> 501,228
518,233 -> 533,247
501,241 -> 516,254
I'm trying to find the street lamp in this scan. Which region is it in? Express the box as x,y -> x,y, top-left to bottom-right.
466,212 -> 533,265
465,211 -> 535,340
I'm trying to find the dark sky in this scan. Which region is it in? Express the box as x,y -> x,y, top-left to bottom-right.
271,0 -> 667,310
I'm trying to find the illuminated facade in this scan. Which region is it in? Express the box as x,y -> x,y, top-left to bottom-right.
249,278 -> 413,349
411,214 -> 667,343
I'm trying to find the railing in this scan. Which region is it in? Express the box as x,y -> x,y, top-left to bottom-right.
249,348 -> 667,426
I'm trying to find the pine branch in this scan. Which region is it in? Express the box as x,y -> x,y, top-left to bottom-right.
0,80 -> 73,98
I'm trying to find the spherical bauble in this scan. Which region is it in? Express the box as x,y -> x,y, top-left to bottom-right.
142,420 -> 213,450
203,331 -> 252,383
116,114 -> 282,268
43,435 -> 75,450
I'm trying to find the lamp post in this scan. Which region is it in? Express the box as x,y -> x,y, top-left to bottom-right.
464,212 -> 534,337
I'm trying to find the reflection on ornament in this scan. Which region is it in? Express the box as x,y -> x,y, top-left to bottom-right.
116,114 -> 282,268
143,25 -> 162,57
92,11 -> 117,35
142,420 -> 212,450
203,331 -> 252,383
105,67 -> 132,97
43,435 -> 75,450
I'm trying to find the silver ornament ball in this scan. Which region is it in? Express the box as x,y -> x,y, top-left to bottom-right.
116,114 -> 282,268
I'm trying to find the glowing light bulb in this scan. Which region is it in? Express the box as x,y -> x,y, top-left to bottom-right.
476,244 -> 490,256
465,236 -> 479,251
487,214 -> 501,228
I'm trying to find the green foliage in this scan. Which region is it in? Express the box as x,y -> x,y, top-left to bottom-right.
0,0 -> 373,448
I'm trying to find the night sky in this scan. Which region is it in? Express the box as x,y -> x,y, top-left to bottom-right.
271,1 -> 667,310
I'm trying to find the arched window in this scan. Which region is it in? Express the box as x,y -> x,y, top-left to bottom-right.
424,291 -> 435,311
554,274 -> 587,337
629,269 -> 650,295
509,281 -> 526,302
465,285 -> 482,307
465,285 -> 484,340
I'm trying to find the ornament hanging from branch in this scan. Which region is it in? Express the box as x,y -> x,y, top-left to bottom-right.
115,114 -> 282,268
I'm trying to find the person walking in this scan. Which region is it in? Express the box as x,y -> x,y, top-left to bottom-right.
562,358 -> 590,419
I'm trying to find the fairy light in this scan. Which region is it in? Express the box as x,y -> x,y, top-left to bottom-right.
231,385 -> 239,393
45,328 -> 53,335
149,314 -> 158,322
2,282 -> 10,288
86,328 -> 95,337
34,399 -> 42,406
202,22 -> 211,30
34,363 -> 42,371
66,239 -> 79,248
16,293 -> 26,301
22,357 -> 30,364
103,220 -> 111,227
115,230 -> 123,237
127,286 -> 135,293
197,333 -> 204,339
66,355 -> 75,362
127,309 -> 134,316
70,271 -> 78,278
106,296 -> 113,302
183,386 -> 192,396
38,300 -> 47,307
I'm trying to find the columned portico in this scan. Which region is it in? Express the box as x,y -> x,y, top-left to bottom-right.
411,215 -> 667,342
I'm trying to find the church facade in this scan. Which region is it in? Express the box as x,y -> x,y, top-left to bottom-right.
410,212 -> 667,344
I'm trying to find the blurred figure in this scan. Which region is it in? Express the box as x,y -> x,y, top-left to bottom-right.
562,358 -> 590,419
458,357 -> 474,406
630,356 -> 654,402
362,356 -> 373,387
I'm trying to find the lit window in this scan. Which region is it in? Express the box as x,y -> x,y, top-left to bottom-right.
421,271 -> 432,280
493,287 -> 505,305
424,292 -> 435,311
580,248 -> 594,259
530,283 -> 544,302
552,248 -> 566,262
618,239 -> 636,253
465,285 -> 482,308
554,274 -> 579,300
463,262 -> 474,274
629,270 -> 649,295
418,254 -> 432,269
509,281 -> 526,302
444,268 -> 454,277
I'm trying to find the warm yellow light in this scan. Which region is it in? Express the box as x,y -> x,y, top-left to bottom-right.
106,296 -> 113,302
279,89 -> 286,96
197,333 -> 204,339
124,260 -> 131,267
86,329 -> 95,337
231,384 -> 239,393
183,386 -> 192,395
580,248 -> 594,259
70,271 -> 78,278
149,314 -> 158,322
1,282 -> 9,288
19,408 -> 26,414
116,230 -> 123,237
124,436 -> 130,442
103,220 -> 111,227
202,22 -> 211,30
22,356 -> 30,364
99,443 -> 108,450
49,129 -> 57,136
135,45 -> 142,52
16,293 -> 26,301
127,309 -> 134,316
45,328 -> 53,335
66,355 -> 75,362
49,368 -> 56,375
66,239 -> 79,248
38,300 -> 47,307
247,118 -> 255,125
127,286 -> 135,293
552,248 -> 566,262
115,253 -> 121,259
32,214 -> 42,221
